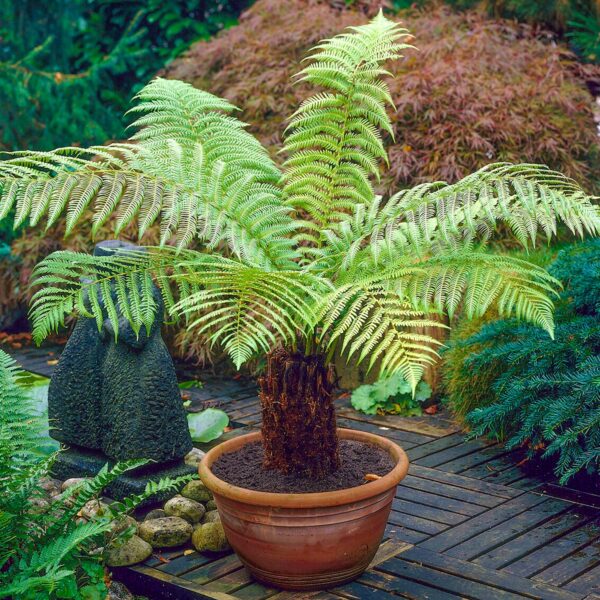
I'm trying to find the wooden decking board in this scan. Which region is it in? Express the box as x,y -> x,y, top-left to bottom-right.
391,497 -> 468,526
533,538 -> 600,587
333,576 -> 410,599
565,562 -> 600,594
232,582 -> 278,599
385,522 -> 430,545
408,464 -> 523,499
388,510 -> 449,536
418,493 -> 549,553
4,346 -> 600,599
202,566 -> 252,594
392,547 -> 581,600
376,556 -> 531,600
182,554 -> 244,584
400,473 -> 509,508
444,498 -> 573,561
394,483 -> 488,517
336,415 -> 435,447
473,509 -> 598,571
342,569 -> 462,599
504,520 -> 600,579
156,551 -> 220,576
431,443 -> 517,474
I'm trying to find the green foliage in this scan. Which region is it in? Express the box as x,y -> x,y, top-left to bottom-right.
351,373 -> 432,416
0,0 -> 250,154
448,240 -> 600,483
0,349 -> 193,598
188,408 -> 230,442
282,12 -> 412,232
0,13 -> 598,392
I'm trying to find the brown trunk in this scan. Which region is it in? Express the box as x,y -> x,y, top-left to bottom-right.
258,348 -> 339,477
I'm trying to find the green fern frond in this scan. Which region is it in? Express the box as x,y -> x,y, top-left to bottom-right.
320,284 -> 445,389
30,249 -> 328,368
173,256 -> 329,368
283,11 -> 412,232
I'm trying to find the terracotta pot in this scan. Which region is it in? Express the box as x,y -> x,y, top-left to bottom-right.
199,428 -> 409,591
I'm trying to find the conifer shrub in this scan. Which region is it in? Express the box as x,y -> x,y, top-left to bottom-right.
444,240 -> 600,483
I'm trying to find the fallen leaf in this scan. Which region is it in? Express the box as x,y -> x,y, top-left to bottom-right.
47,359 -> 59,366
11,342 -> 22,349
364,473 -> 382,481
183,549 -> 195,556
424,405 -> 438,415
154,554 -> 170,564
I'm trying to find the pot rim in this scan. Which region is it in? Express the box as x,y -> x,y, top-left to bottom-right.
199,428 -> 409,508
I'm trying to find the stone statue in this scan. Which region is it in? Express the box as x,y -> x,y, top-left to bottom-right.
48,241 -> 193,495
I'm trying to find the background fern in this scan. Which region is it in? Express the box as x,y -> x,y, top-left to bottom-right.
0,349 -> 193,598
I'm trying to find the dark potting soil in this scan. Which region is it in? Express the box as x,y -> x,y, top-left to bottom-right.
211,440 -> 395,493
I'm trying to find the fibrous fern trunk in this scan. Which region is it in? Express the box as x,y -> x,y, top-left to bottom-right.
259,349 -> 339,477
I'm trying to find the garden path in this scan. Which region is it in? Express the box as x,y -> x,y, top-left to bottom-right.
8,343 -> 600,600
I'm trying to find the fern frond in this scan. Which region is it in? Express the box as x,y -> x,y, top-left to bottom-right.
283,11 -> 412,231
30,249 -> 329,368
320,284 -> 445,389
376,164 -> 599,257
173,256 -> 329,368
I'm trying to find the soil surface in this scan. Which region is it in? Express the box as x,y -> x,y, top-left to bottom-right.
211,440 -> 395,493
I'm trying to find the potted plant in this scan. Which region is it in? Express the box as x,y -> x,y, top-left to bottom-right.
0,11 -> 598,590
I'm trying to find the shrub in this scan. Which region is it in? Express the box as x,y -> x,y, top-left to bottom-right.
164,0 -> 600,193
448,240 -> 600,483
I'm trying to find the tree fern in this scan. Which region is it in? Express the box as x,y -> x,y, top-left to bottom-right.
0,13 -> 599,389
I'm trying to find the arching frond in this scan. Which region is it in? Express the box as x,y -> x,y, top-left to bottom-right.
358,251 -> 560,336
29,249 -> 327,368
282,11 -> 412,232
326,164 -> 600,267
0,79 -> 299,267
319,284 -> 445,389
172,257 -> 328,368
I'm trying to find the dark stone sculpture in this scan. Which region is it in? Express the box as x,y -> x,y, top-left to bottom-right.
49,240 -> 194,498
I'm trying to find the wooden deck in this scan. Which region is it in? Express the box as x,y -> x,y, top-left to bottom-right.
7,343 -> 600,600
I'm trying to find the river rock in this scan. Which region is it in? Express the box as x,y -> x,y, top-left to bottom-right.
184,448 -> 206,467
138,516 -> 193,548
80,499 -> 110,520
144,508 -> 167,521
39,477 -> 62,497
164,495 -> 205,524
107,515 -> 138,538
206,499 -> 217,511
181,480 -> 212,503
107,581 -> 134,600
192,522 -> 230,553
105,535 -> 152,567
61,478 -> 88,492
202,510 -> 220,524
